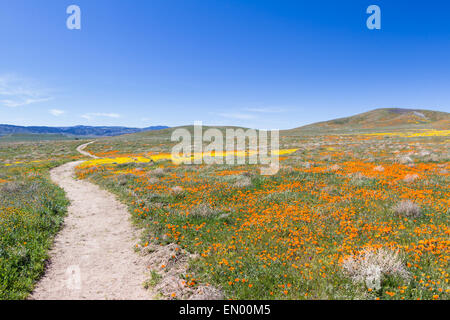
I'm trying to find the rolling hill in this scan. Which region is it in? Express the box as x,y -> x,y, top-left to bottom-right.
287,108 -> 450,134
0,133 -> 77,142
0,124 -> 169,138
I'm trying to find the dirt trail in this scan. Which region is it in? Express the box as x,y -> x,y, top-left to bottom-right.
76,141 -> 99,159
31,142 -> 152,300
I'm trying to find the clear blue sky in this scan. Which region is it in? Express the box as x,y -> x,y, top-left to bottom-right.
0,0 -> 449,129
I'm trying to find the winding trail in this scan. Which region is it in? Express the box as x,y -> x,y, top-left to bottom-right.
31,142 -> 152,300
76,141 -> 99,159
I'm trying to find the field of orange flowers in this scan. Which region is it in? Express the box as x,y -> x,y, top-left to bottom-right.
0,140 -> 83,299
77,131 -> 449,300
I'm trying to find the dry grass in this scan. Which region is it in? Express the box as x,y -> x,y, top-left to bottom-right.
189,285 -> 224,300
373,165 -> 385,172
117,173 -> 135,186
188,203 -> 220,218
397,156 -> 414,164
233,175 -> 252,188
403,174 -> 419,183
1,181 -> 23,193
392,200 -> 422,218
150,168 -> 166,178
328,164 -> 341,171
170,186 -> 185,195
342,247 -> 410,288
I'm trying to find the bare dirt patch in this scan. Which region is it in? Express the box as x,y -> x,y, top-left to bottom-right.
31,160 -> 153,300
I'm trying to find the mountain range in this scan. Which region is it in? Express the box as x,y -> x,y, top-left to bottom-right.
0,124 -> 169,137
1,108 -> 449,140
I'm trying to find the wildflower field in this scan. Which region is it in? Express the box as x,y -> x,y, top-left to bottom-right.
0,141 -> 83,299
76,129 -> 449,300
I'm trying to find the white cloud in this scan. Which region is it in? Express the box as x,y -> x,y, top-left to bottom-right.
49,109 -> 65,116
82,112 -> 121,120
214,107 -> 287,122
245,107 -> 287,113
217,112 -> 255,120
1,97 -> 52,108
0,74 -> 53,107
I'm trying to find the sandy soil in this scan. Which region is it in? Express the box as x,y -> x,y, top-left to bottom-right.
31,143 -> 152,300
76,141 -> 99,159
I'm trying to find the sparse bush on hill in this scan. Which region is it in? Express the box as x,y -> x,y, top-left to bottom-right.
1,181 -> 23,193
188,203 -> 220,218
170,186 -> 185,196
392,200 -> 422,218
328,164 -> 340,171
397,156 -> 414,165
342,248 -> 410,288
150,168 -> 166,178
403,174 -> 419,183
117,173 -> 135,186
349,172 -> 369,186
373,165 -> 385,172
233,175 -> 252,188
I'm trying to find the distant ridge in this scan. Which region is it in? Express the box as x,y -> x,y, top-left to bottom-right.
289,108 -> 450,132
0,124 -> 169,137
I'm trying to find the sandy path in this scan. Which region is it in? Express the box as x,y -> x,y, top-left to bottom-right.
76,141 -> 99,159
31,143 -> 152,300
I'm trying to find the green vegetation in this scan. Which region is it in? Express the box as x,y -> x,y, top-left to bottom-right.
77,127 -> 449,300
1,109 -> 448,300
0,134 -> 79,143
0,140 -> 82,299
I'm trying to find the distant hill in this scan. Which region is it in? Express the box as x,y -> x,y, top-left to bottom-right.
0,124 -> 169,138
288,108 -> 450,133
0,133 -> 77,143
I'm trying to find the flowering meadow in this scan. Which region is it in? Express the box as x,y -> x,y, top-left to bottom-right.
0,141 -> 83,299
77,130 -> 449,300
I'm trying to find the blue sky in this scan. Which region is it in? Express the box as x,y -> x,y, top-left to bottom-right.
0,0 -> 449,129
